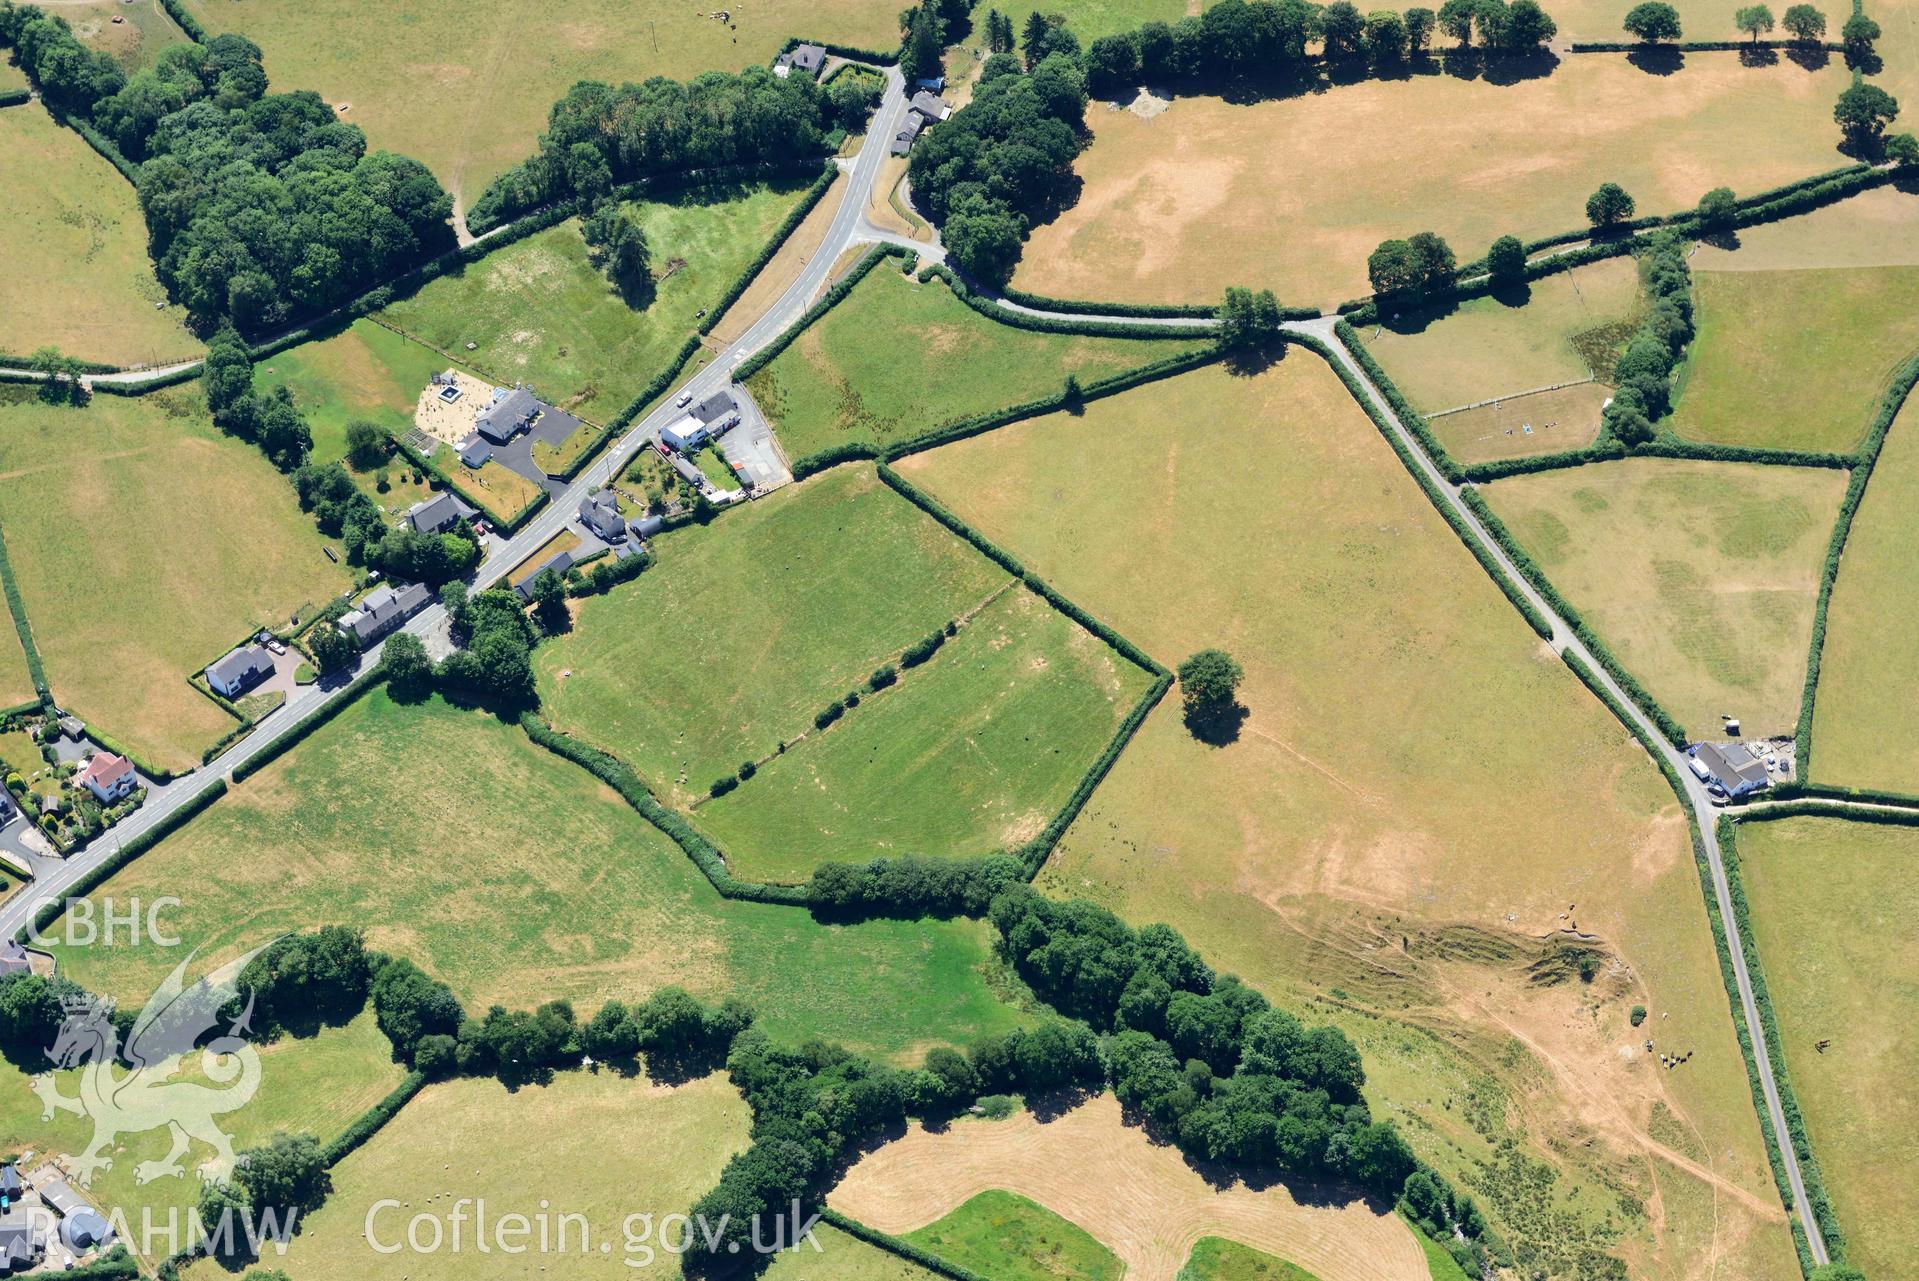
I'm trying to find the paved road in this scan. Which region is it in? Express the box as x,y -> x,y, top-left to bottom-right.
0,68 -> 915,941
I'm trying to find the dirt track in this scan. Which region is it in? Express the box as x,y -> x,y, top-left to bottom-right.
828,1094 -> 1429,1281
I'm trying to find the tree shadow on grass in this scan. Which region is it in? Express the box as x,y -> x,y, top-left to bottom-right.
1481,48 -> 1559,86
1222,339 -> 1288,377
1738,44 -> 1781,67
1626,45 -> 1686,75
1183,700 -> 1248,746
1846,47 -> 1884,75
1786,44 -> 1831,70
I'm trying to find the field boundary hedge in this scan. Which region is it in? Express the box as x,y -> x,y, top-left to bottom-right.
993,284 -> 1220,320
20,778 -> 228,942
0,88 -> 29,108
1794,353 -> 1919,778
1336,322 -> 1466,483
321,1069 -> 427,1166
155,0 -> 207,42
1316,327 -> 1556,641
1458,437 -> 1857,482
1717,814 -> 1849,1264
817,1209 -> 994,1281
919,264 -> 1212,340
230,665 -> 386,783
0,520 -> 50,698
1569,37 -> 1845,50
735,243 -> 903,384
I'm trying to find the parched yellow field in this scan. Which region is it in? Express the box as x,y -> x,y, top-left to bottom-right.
0,103 -> 199,366
898,357 -> 1798,1280
1809,393 -> 1919,791
247,1067 -> 750,1280
1735,816 -> 1919,1281
831,1094 -> 1426,1281
1690,185 -> 1919,273
180,0 -> 900,203
1429,382 -> 1612,464
0,389 -> 351,770
1484,457 -> 1848,738
1018,57 -> 1850,309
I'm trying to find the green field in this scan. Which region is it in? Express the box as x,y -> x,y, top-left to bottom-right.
0,103 -> 198,367
898,356 -> 1799,1281
62,0 -> 191,71
536,465 -> 1009,805
1809,393 -> 1919,791
905,1190 -> 1123,1281
0,605 -> 33,710
378,178 -> 808,426
254,1067 -> 748,1280
0,1012 -> 402,1262
769,1224 -> 948,1281
0,389 -> 351,770
1668,264 -> 1919,453
1735,816 -> 1919,1281
1178,1237 -> 1325,1281
1484,457 -> 1847,737
47,688 -> 1034,1062
748,263 -> 1203,460
695,585 -> 1152,880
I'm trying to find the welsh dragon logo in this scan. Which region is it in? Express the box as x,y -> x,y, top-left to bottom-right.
31,948 -> 269,1188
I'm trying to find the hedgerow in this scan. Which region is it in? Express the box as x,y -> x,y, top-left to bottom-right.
919,264 -> 1210,340
155,0 -> 207,41
320,1071 -> 427,1167
0,88 -> 29,108
1335,322 -> 1466,483
0,521 -> 50,698
734,244 -> 903,384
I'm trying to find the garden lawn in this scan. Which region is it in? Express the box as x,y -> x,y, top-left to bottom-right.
1668,263 -> 1919,453
695,586 -> 1153,880
378,178 -> 810,426
905,1190 -> 1122,1281
747,246 -> 1206,460
1808,393 -> 1919,791
0,389 -> 351,771
178,0 -> 900,201
248,1067 -> 748,1281
897,357 -> 1799,1281
0,1012 -> 401,1264
1483,457 -> 1847,738
0,104 -> 198,366
1017,55 -> 1849,310
535,464 -> 1008,804
1365,256 -> 1641,412
46,688 -> 1035,1062
1734,816 -> 1919,1281
1179,1237 -> 1324,1281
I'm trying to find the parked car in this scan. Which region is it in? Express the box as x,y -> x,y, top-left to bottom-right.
265,639 -> 288,656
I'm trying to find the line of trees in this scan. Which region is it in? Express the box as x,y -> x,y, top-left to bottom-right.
1600,232 -> 1692,446
1623,0 -> 1879,48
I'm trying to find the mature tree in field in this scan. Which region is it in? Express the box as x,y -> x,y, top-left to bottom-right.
1404,6 -> 1438,50
904,2 -> 946,81
1586,181 -> 1636,228
1365,10 -> 1411,61
343,419 -> 388,471
1780,3 -> 1825,40
1840,11 -> 1878,52
944,197 -> 1026,285
1437,0 -> 1481,44
1321,1 -> 1366,57
1019,11 -> 1080,66
1495,0 -> 1556,49
307,622 -> 359,674
1888,131 -> 1919,167
1218,287 -> 1282,348
1735,4 -> 1775,41
1369,231 -> 1455,297
1406,231 -> 1456,287
235,1132 -> 332,1222
1834,82 -> 1900,144
581,202 -> 654,307
1696,185 -> 1737,228
983,8 -> 1014,52
29,347 -> 84,406
1022,10 -> 1052,62
1486,233 -> 1527,282
378,632 -> 434,702
1085,33 -> 1140,95
1623,0 -> 1683,38
1178,649 -> 1243,716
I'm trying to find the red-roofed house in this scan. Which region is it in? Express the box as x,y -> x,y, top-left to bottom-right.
78,753 -> 136,804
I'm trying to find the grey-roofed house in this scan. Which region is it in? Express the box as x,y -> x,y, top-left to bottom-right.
0,1167 -> 19,1206
206,644 -> 275,699
691,390 -> 740,428
0,1218 -> 37,1275
579,491 -> 626,541
0,944 -> 26,979
457,433 -> 494,469
889,113 -> 924,156
336,582 -> 432,648
1688,741 -> 1769,798
774,43 -> 826,77
908,90 -> 950,122
671,454 -> 708,488
514,551 -> 575,601
476,386 -> 542,444
403,492 -> 478,536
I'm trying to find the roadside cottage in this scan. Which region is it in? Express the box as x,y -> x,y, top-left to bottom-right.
78,753 -> 136,805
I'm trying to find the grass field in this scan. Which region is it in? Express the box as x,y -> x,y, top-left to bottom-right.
61,0 -> 190,70
0,389 -> 350,770
897,357 -> 1800,1281
768,1223 -> 948,1280
1808,393 -> 1919,791
832,1093 -> 1428,1281
1428,382 -> 1613,464
378,178 -> 809,425
1483,457 -> 1848,737
1668,263 -> 1919,453
47,688 -> 1035,1062
1178,1237 -> 1324,1281
1017,56 -> 1850,309
0,606 -> 33,710
1734,816 -> 1919,1281
536,465 -> 1009,805
904,1189 -> 1123,1281
0,103 -> 198,366
0,1012 -> 402,1262
695,585 -> 1152,880
255,1067 -> 748,1280
747,264 -> 1204,459
176,0 -> 901,203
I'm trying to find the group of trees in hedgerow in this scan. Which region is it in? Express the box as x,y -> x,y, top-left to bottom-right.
1622,0 -> 1881,49
0,9 -> 455,337
1601,232 -> 1693,445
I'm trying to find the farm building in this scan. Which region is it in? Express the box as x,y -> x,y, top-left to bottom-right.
0,1167 -> 17,1206
403,492 -> 478,536
890,114 -> 924,156
37,1183 -> 85,1220
774,43 -> 826,78
1688,741 -> 1770,798
79,752 -> 136,804
337,582 -> 432,647
579,491 -> 626,541
908,90 -> 951,123
58,1210 -> 111,1253
206,643 -> 274,698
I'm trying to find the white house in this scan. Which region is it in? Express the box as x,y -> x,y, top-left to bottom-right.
78,753 -> 137,805
206,644 -> 274,698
